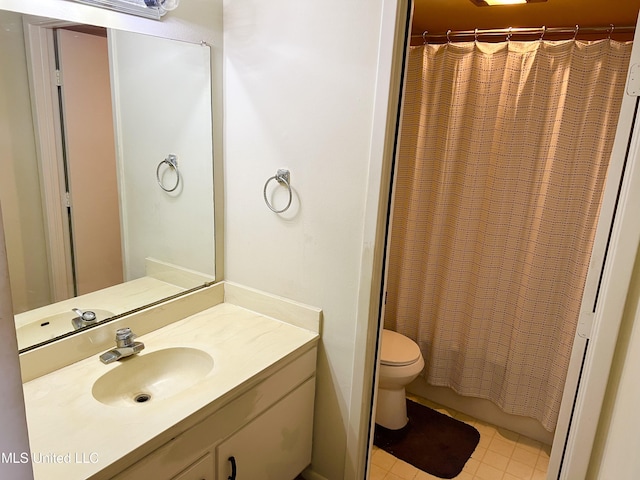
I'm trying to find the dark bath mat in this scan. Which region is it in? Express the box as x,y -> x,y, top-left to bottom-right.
374,399 -> 480,479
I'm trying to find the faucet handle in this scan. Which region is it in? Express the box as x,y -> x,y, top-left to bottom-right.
115,327 -> 136,348
99,350 -> 122,364
71,308 -> 98,330
72,308 -> 96,322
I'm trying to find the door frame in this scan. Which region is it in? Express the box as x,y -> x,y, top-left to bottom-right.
23,16 -> 78,302
551,12 -> 640,478
343,1 -> 413,479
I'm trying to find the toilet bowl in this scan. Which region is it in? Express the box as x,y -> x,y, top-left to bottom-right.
375,329 -> 425,430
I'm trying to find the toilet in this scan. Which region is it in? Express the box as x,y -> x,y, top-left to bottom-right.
375,329 -> 425,430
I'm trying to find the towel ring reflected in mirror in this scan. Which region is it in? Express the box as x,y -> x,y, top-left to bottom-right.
157,154 -> 181,192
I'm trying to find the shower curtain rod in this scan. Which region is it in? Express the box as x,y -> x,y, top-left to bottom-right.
413,24 -> 635,42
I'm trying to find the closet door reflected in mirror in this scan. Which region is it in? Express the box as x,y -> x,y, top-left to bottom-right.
57,28 -> 124,298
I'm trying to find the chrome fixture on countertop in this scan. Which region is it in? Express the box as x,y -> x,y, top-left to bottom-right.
99,328 -> 145,364
71,308 -> 98,330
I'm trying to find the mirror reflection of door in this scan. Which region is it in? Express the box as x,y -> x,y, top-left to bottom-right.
56,28 -> 123,296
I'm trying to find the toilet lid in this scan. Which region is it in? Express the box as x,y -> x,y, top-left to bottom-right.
380,329 -> 422,366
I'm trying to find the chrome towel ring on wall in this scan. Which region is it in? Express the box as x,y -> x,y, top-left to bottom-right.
156,154 -> 181,192
263,169 -> 292,213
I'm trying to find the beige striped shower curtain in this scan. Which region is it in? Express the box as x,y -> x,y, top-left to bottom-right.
384,39 -> 632,431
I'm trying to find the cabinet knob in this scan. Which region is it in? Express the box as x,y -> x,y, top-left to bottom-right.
228,456 -> 237,480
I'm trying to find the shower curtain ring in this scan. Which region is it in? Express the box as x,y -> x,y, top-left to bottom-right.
474,28 -> 479,42
506,27 -> 513,42
608,24 -> 615,40
446,29 -> 452,44
539,26 -> 546,41
422,30 -> 428,45
573,25 -> 579,40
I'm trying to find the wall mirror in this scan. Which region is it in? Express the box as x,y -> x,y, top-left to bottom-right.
0,10 -> 215,352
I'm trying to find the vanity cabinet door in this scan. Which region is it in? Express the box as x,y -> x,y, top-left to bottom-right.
171,452 -> 214,480
216,378 -> 315,480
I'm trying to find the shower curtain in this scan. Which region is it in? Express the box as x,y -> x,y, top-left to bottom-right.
384,39 -> 632,431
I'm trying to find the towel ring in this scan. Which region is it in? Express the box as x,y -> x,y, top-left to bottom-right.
156,154 -> 180,192
263,169 -> 292,213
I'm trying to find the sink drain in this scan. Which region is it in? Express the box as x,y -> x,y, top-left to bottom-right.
134,393 -> 151,403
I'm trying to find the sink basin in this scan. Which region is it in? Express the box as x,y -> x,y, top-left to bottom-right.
16,309 -> 115,349
92,347 -> 214,407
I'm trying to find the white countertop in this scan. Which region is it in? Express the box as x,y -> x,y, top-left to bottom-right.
22,302 -> 318,480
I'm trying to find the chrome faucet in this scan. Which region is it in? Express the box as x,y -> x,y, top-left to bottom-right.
71,308 -> 98,330
99,328 -> 145,364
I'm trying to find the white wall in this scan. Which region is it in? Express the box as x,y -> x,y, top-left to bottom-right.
223,1 -> 400,478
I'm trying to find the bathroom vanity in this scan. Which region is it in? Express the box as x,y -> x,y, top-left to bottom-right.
21,282 -> 321,480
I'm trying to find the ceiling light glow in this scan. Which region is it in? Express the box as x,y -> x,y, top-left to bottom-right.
485,0 -> 527,4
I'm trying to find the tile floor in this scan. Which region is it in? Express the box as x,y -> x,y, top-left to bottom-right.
369,395 -> 551,480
